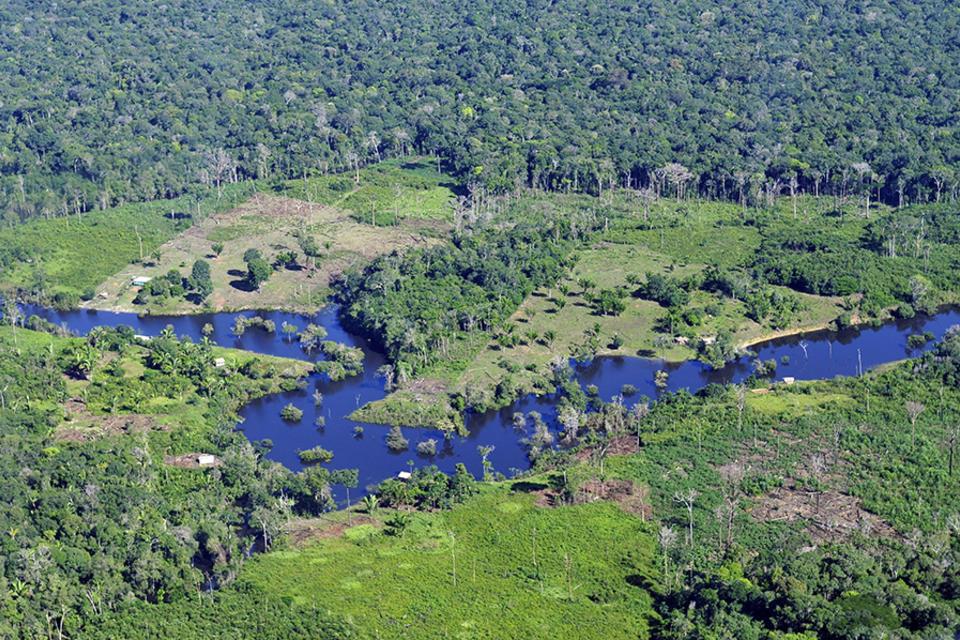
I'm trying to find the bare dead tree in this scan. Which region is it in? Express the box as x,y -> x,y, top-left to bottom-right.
718,464 -> 744,554
735,384 -> 747,432
673,489 -> 699,546
658,525 -> 678,582
657,163 -> 693,201
906,401 -> 925,449
810,452 -> 829,514
945,423 -> 960,476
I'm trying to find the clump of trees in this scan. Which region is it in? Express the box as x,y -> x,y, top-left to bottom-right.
386,425 -> 409,451
635,273 -> 690,309
298,446 -> 334,464
334,217 -> 577,377
231,315 -> 276,336
374,464 -> 476,510
280,403 -> 304,421
243,249 -> 272,291
133,259 -> 212,306
314,342 -> 365,381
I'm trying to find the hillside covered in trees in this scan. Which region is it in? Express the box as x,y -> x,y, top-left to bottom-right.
2,0 -> 960,223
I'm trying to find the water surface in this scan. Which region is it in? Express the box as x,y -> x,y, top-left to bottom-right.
20,303 -> 960,499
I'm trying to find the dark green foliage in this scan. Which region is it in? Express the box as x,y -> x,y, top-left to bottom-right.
907,332 -> 934,349
0,326 -> 354,639
245,256 -> 272,291
298,235 -> 321,258
280,403 -> 303,422
79,592 -> 354,639
334,218 -> 574,376
375,464 -> 477,510
589,288 -> 627,316
190,259 -> 213,302
313,341 -> 364,381
752,228 -> 897,298
698,331 -> 737,369
416,438 -> 438,456
743,287 -> 804,328
385,425 -> 409,451
272,250 -> 298,270
3,0 -> 960,223
635,273 -> 690,308
298,446 -> 334,464
297,323 -> 328,353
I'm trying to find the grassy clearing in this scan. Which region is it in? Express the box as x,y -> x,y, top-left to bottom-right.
89,193 -> 449,314
282,157 -> 458,225
745,388 -> 856,418
235,487 -> 656,639
0,184 -> 254,302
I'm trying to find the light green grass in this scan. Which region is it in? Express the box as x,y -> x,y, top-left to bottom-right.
746,388 -> 856,418
238,488 -> 656,639
89,191 -> 447,314
282,157 -> 457,224
0,184 -> 254,301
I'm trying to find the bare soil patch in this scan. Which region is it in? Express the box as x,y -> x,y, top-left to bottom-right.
285,515 -> 379,547
519,477 -> 651,519
573,435 -> 640,463
575,478 -> 653,518
163,452 -> 223,469
56,398 -> 166,442
750,480 -> 899,544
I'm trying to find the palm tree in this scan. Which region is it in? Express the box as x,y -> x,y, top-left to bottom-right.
360,495 -> 380,514
281,321 -> 298,342
68,344 -> 98,380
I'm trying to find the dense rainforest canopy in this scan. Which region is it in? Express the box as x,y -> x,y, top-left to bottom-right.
2,0 -> 960,222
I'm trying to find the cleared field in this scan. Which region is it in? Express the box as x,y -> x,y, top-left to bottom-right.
0,184 -> 254,303
282,157 -> 458,225
88,193 -> 449,314
452,242 -> 842,400
236,488 -> 656,639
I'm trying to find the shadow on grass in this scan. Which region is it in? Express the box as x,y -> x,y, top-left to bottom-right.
510,480 -> 549,493
229,279 -> 256,293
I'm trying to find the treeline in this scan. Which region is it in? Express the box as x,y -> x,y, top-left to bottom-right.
3,0 -> 960,223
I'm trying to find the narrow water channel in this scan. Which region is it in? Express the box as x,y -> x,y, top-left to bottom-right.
19,303 -> 960,498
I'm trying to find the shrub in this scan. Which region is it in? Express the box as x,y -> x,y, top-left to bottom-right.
298,446 -> 334,464
386,425 -> 409,451
280,403 -> 303,421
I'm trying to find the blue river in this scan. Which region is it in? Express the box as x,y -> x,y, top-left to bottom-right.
19,303 -> 960,498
